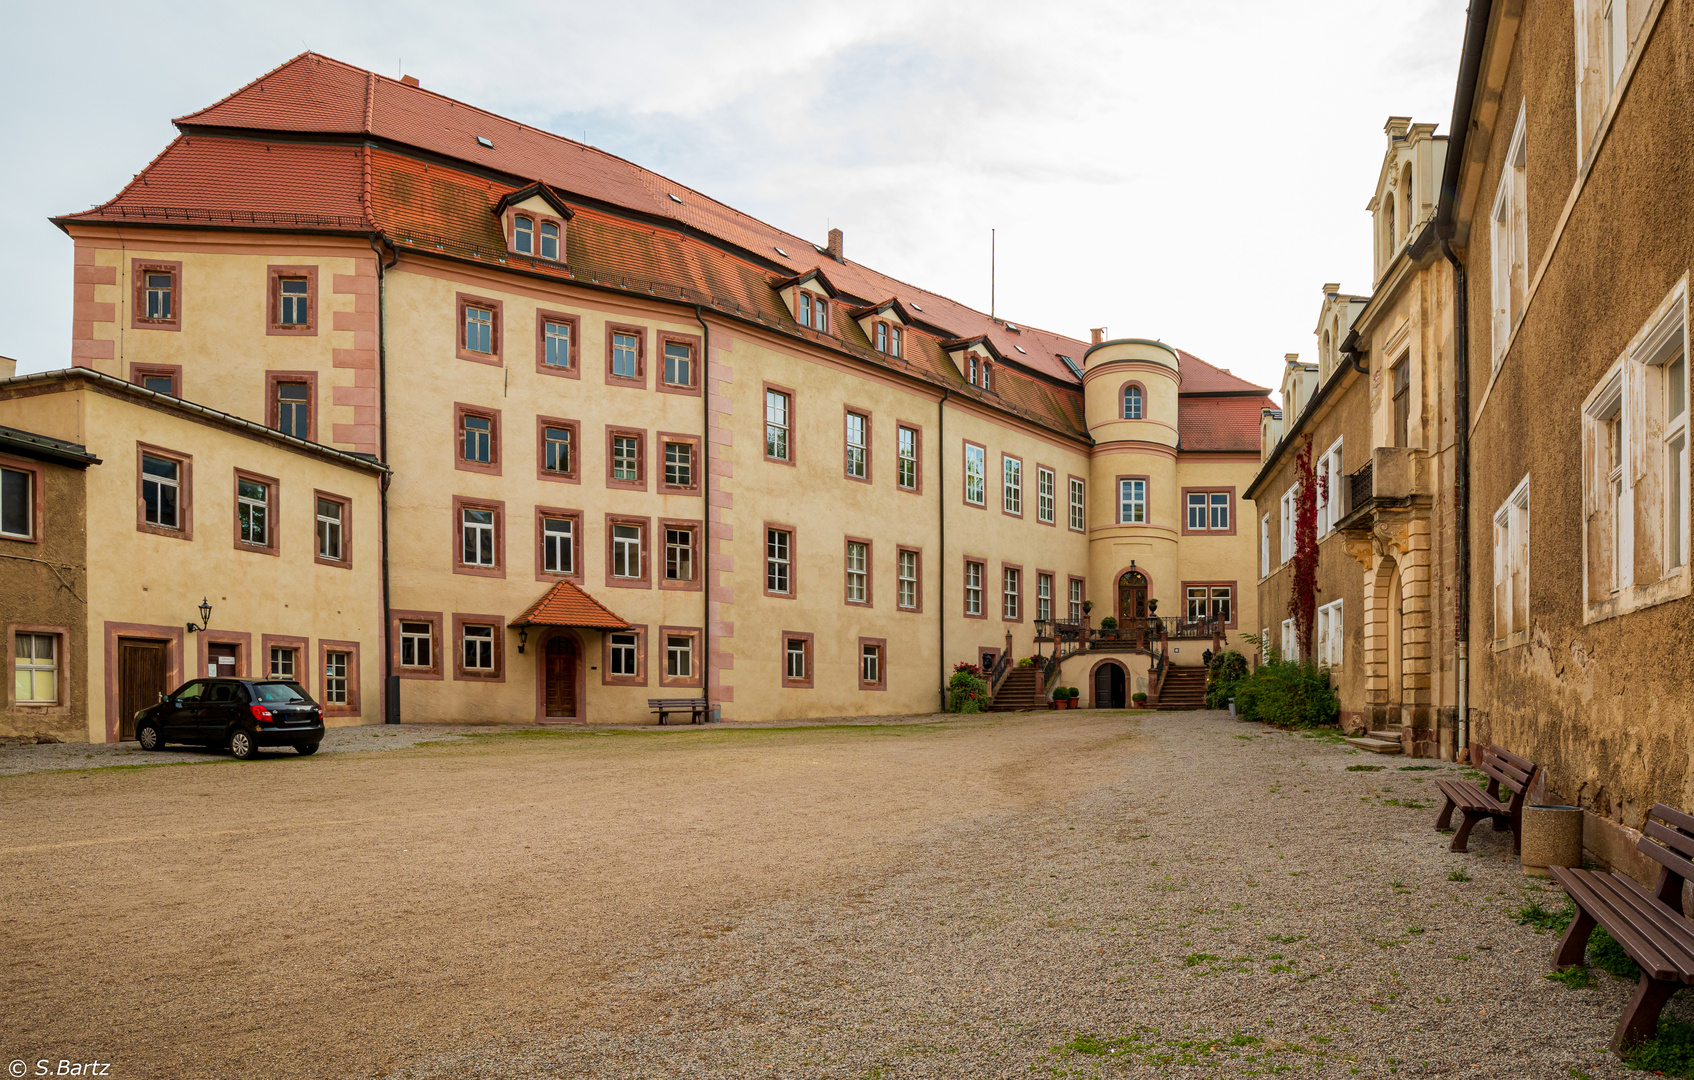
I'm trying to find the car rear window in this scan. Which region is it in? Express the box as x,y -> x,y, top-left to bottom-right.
252,682 -> 308,703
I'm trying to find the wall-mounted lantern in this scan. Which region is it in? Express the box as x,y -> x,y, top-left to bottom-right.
517,627 -> 528,654
186,597 -> 212,635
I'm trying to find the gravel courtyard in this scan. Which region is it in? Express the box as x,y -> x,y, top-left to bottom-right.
0,710 -> 1678,1079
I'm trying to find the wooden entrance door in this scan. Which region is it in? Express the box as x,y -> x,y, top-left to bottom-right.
544,635 -> 577,719
1118,571 -> 1149,648
207,642 -> 240,679
118,639 -> 168,740
1093,663 -> 1125,709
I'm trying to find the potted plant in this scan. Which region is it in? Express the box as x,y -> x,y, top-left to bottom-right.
1146,598 -> 1159,615
1100,616 -> 1118,630
1049,690 -> 1063,710
1067,687 -> 1081,708
1132,691 -> 1148,706
1081,600 -> 1093,615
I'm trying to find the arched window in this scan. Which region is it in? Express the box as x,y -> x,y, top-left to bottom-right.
1402,165 -> 1414,238
539,221 -> 560,261
1123,384 -> 1143,419
513,215 -> 534,255
1321,330 -> 1332,376
1385,199 -> 1396,254
981,362 -> 993,392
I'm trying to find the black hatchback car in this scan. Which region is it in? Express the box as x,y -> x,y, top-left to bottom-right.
134,677 -> 325,759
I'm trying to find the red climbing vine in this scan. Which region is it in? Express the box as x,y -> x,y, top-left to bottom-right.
1289,436 -> 1325,660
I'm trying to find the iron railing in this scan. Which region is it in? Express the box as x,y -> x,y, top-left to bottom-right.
1349,461 -> 1374,512
987,650 -> 1011,695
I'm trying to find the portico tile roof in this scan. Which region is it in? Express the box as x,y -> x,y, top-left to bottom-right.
512,580 -> 632,630
59,51 -> 1272,452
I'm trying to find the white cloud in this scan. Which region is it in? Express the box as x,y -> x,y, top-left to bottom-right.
0,0 -> 1467,398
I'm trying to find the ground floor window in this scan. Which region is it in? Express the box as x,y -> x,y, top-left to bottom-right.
463,625 -> 494,672
401,622 -> 432,668
610,632 -> 639,676
860,642 -> 882,687
14,632 -> 57,703
786,638 -> 807,680
268,647 -> 296,680
1315,600 -> 1343,668
325,651 -> 349,704
666,634 -> 693,679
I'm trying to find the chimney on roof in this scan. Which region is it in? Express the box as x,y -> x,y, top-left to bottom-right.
826,228 -> 843,261
1090,328 -> 1106,346
401,74 -> 419,87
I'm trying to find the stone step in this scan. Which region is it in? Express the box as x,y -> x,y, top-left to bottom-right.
1344,734 -> 1404,754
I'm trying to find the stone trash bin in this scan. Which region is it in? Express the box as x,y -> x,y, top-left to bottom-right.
1522,805 -> 1584,878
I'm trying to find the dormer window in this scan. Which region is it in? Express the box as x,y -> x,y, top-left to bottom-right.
812,297 -> 827,331
540,221 -> 560,260
981,363 -> 993,392
969,357 -> 979,385
514,216 -> 534,255
889,326 -> 902,358
496,183 -> 574,264
799,292 -> 812,326
876,323 -> 888,352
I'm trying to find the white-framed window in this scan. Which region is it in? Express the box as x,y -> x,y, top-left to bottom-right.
1003,567 -> 1021,620
1316,599 -> 1344,668
1260,513 -> 1271,578
1493,475 -> 1531,644
141,453 -> 180,529
1185,490 -> 1231,532
1318,438 -> 1344,535
897,549 -> 918,610
1068,578 -> 1083,622
860,642 -> 881,685
765,389 -> 791,461
1069,477 -> 1085,530
13,632 -> 57,703
462,625 -> 495,671
845,412 -> 868,479
785,637 -> 808,681
1036,572 -> 1053,622
462,507 -> 496,567
663,441 -> 693,488
1260,627 -> 1272,664
513,215 -> 534,254
1575,0 -> 1637,155
897,426 -> 918,490
238,477 -> 270,547
539,221 -> 560,261
1118,478 -> 1146,524
543,516 -> 574,575
609,632 -> 639,676
845,540 -> 868,603
666,635 -> 693,679
612,523 -> 642,579
663,341 -> 693,388
965,561 -> 984,615
1280,618 -> 1298,663
400,621 -> 432,668
316,497 -> 343,561
1279,486 -> 1298,565
465,306 -> 494,355
278,277 -> 309,327
1184,584 -> 1232,624
1,465 -> 32,539
1003,457 -> 1022,514
665,528 -> 693,582
1123,385 -> 1142,419
1490,105 -> 1529,367
766,528 -> 791,594
542,320 -> 572,369
965,445 -> 986,505
1037,466 -> 1055,523
325,650 -> 349,704
268,646 -> 296,680
611,331 -> 639,378
612,435 -> 640,482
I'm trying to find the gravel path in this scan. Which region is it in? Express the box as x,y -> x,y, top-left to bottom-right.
0,722 -> 474,775
2,710 -> 1678,1079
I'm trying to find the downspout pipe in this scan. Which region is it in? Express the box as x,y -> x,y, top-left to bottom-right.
370,233 -> 400,723
938,389 -> 949,712
694,305 -> 713,719
1439,234 -> 1470,760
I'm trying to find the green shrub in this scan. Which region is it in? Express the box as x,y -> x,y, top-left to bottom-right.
1624,1014 -> 1694,1074
1233,660 -> 1339,728
1132,691 -> 1148,705
1100,616 -> 1118,630
947,666 -> 988,713
1205,649 -> 1251,709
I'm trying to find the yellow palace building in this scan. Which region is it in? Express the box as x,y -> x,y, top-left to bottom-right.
1,54 -> 1270,739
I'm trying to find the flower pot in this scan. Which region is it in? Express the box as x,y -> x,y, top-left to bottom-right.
1049,699 -> 1060,710
1521,805 -> 1583,878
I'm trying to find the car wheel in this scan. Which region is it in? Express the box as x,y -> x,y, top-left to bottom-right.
229,728 -> 258,760
137,721 -> 164,751
295,743 -> 319,756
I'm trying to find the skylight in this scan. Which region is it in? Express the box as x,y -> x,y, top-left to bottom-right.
668,193 -> 683,204
911,302 -> 923,311
774,246 -> 788,257
1058,355 -> 1084,380
1005,322 -> 1020,332
476,136 -> 494,149
1014,345 -> 1027,354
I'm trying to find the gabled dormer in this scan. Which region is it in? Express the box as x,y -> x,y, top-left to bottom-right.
848,298 -> 917,360
771,268 -> 839,334
495,182 -> 574,263
941,335 -> 1007,392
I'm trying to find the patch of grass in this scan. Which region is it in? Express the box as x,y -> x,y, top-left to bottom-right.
1398,765 -> 1439,771
1514,900 -> 1574,935
1265,933 -> 1306,944
1590,927 -> 1642,980
1544,965 -> 1595,989
1300,728 -> 1348,743
1347,764 -> 1385,772
1182,952 -> 1220,967
1624,1014 -> 1694,1076
1448,869 -> 1472,882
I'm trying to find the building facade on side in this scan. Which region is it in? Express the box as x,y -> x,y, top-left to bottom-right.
6,53 -> 1270,738
1251,117 -> 1461,758
1441,0 -> 1694,864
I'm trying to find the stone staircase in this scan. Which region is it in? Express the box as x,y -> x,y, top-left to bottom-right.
1154,666 -> 1208,710
1344,731 -> 1404,754
988,666 -> 1046,711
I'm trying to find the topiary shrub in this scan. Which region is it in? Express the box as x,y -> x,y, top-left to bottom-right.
1131,691 -> 1148,705
1099,616 -> 1118,630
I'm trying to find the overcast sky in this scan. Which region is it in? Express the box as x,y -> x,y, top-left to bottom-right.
1,0 -> 1467,399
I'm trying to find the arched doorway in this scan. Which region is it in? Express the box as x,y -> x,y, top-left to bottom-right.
544,634 -> 578,720
1386,562 -> 1404,713
1118,570 -> 1149,623
1093,661 -> 1126,709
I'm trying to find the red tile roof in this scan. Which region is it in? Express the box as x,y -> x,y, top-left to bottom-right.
512,580 -> 632,629
61,51 -> 1262,449
1178,395 -> 1274,452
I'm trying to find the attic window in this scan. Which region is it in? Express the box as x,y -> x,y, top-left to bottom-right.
668,193 -> 683,204
774,246 -> 788,257
910,302 -> 923,312
1014,345 -> 1027,355
982,363 -> 993,392
476,136 -> 494,149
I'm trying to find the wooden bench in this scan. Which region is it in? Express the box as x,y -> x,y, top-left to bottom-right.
649,697 -> 709,725
1433,743 -> 1538,853
1552,803 -> 1694,1050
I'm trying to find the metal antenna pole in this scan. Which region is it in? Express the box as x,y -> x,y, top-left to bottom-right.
991,228 -> 996,319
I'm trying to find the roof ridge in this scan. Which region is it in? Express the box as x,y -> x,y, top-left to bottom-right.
175,50 -> 327,125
